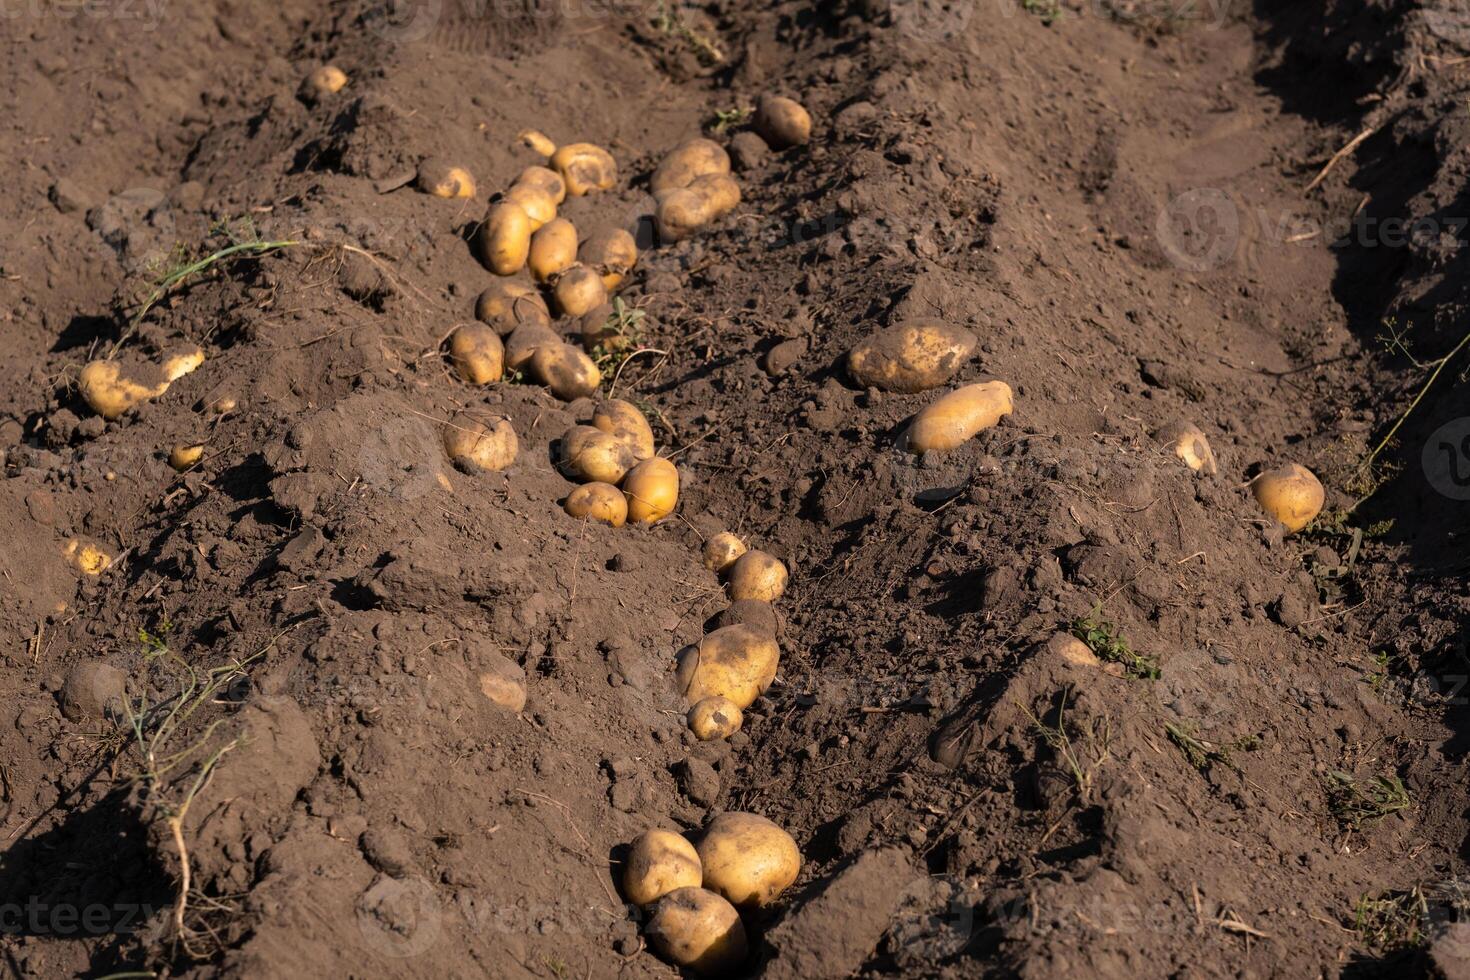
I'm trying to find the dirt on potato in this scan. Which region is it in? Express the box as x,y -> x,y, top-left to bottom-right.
4,0 -> 1470,977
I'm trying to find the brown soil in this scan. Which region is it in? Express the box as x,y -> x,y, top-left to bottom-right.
4,0 -> 1470,977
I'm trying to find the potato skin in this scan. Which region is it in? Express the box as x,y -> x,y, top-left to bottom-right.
529,217 -> 578,283
580,228 -> 638,290
517,128 -> 556,157
79,347 -> 203,420
553,264 -> 608,318
846,321 -> 977,393
515,164 -> 566,204
558,425 -> 634,484
725,549 -> 788,602
674,623 -> 779,709
592,398 -> 655,460
475,202 -> 533,275
169,443 -> 204,472
448,323 -> 505,385
417,158 -> 476,199
531,343 -> 602,401
442,414 -> 517,472
702,532 -> 748,573
688,696 -> 743,741
504,320 -> 561,371
1251,463 -> 1324,534
651,138 -> 731,194
645,887 -> 748,976
624,830 -> 703,907
905,381 -> 1013,453
504,183 -> 556,231
623,457 -> 679,524
475,280 -> 550,336
654,188 -> 711,244
550,142 -> 617,196
304,65 -> 347,99
564,482 -> 628,527
690,173 -> 741,218
696,811 -> 801,908
754,95 -> 812,149
1155,420 -> 1217,476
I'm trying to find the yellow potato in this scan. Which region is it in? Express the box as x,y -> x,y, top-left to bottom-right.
650,138 -> 731,194
702,532 -> 747,573
846,321 -> 977,393
504,320 -> 560,371
552,264 -> 608,318
550,142 -> 617,196
696,812 -> 801,908
475,202 -> 532,276
517,128 -> 556,157
1154,420 -> 1217,476
580,228 -> 638,290
529,217 -> 578,283
531,343 -> 602,401
514,164 -> 566,205
1250,463 -> 1324,534
168,443 -> 204,472
688,696 -> 743,741
591,398 -> 655,460
442,413 -> 517,472
78,345 -> 205,421
160,346 -> 205,381
905,381 -> 1013,453
646,887 -> 747,976
416,159 -> 476,199
674,623 -> 779,709
475,280 -> 550,336
564,482 -> 628,527
504,183 -> 556,231
754,95 -> 812,149
654,174 -> 740,243
624,830 -> 703,907
447,323 -> 504,385
623,457 -> 679,524
63,537 -> 112,576
690,173 -> 741,218
725,549 -> 787,602
558,425 -> 635,484
205,394 -> 237,415
303,65 -> 348,99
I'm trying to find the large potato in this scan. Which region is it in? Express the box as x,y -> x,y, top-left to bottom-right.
905,381 -> 1013,453
531,343 -> 602,400
725,549 -> 787,602
754,95 -> 812,150
529,217 -> 578,283
504,320 -> 561,371
443,414 -> 517,472
651,138 -> 731,194
550,142 -> 617,196
475,280 -> 549,336
564,482 -> 628,527
645,887 -> 747,976
447,323 -> 504,385
78,344 -> 204,420
1154,420 -> 1217,476
475,202 -> 532,275
696,811 -> 801,908
558,425 -> 634,484
624,830 -> 702,906
592,398 -> 655,460
514,164 -> 566,204
1251,463 -> 1324,534
674,623 -> 779,709
846,321 -> 977,393
654,174 -> 740,244
623,457 -> 679,524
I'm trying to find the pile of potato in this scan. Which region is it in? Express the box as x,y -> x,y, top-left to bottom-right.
556,398 -> 679,526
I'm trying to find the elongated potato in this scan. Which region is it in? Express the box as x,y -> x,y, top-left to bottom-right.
905,381 -> 1013,453
697,812 -> 801,908
623,457 -> 679,524
447,323 -> 505,385
78,345 -> 205,420
1251,463 -> 1324,534
592,399 -> 655,460
674,623 -> 779,709
169,443 -> 204,472
475,202 -> 533,275
475,280 -> 551,336
529,218 -> 578,283
514,164 -> 566,205
624,830 -> 703,907
517,128 -> 556,157
417,158 -> 476,199
1155,420 -> 1217,476
552,264 -> 608,318
504,183 -> 556,231
754,95 -> 812,150
725,549 -> 787,602
443,414 -> 517,472
531,342 -> 602,400
702,532 -> 747,573
646,887 -> 747,976
846,322 -> 977,393
651,138 -> 731,194
550,142 -> 617,196
688,696 -> 743,741
559,425 -> 635,484
564,482 -> 628,526
581,228 -> 638,290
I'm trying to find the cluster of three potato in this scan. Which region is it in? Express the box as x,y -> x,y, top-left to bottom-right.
558,399 -> 679,526
652,139 -> 742,244
455,281 -> 602,401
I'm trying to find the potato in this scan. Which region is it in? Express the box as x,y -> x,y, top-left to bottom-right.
442,413 -> 517,472
416,158 -> 476,199
592,398 -> 655,460
531,342 -> 602,400
447,323 -> 504,384
529,217 -> 578,283
846,321 -> 977,393
688,696 -> 743,741
552,264 -> 608,318
1250,463 -> 1324,534
580,228 -> 638,290
650,138 -> 731,194
550,142 -> 617,196
690,173 -> 741,218
725,549 -> 787,602
169,443 -> 204,472
564,482 -> 628,527
624,830 -> 703,906
303,65 -> 348,99
754,95 -> 812,150
514,164 -> 566,205
161,346 -> 205,381
1154,420 -> 1217,476
905,381 -> 1013,454
504,183 -> 556,232
558,425 -> 635,484
645,887 -> 747,976
654,174 -> 740,243
63,536 -> 112,576
702,532 -> 747,573
504,320 -> 561,371
697,812 -> 800,909
78,345 -> 205,420
674,623 -> 779,709
475,280 -> 550,336
475,202 -> 533,275
623,456 -> 679,524
517,128 -> 556,157
205,394 -> 237,415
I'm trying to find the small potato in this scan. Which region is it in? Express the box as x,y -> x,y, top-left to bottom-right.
754,95 -> 812,150
564,482 -> 628,527
702,532 -> 747,573
517,128 -> 556,157
303,65 -> 348,100
529,218 -> 579,283
160,345 -> 205,381
504,183 -> 556,231
624,830 -> 703,907
205,394 -> 237,415
559,425 -> 635,484
592,398 -> 655,460
674,623 -> 779,709
725,549 -> 787,602
1154,420 -> 1217,476
688,696 -> 743,741
905,381 -> 1013,454
1251,463 -> 1324,534
63,537 -> 112,576
623,456 -> 679,524
552,265 -> 608,319
169,443 -> 204,472
475,202 -> 533,276
697,812 -> 801,908
531,343 -> 602,401
443,413 -> 517,472
447,323 -> 505,385
475,280 -> 550,336
416,158 -> 476,199
504,320 -> 561,371
550,142 -> 617,196
846,321 -> 977,393
645,887 -> 747,977
580,228 -> 638,290
514,164 -> 566,205
651,138 -> 731,195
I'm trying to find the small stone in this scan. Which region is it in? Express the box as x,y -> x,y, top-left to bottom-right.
48,178 -> 90,214
728,131 -> 769,172
58,661 -> 127,722
672,757 -> 719,807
